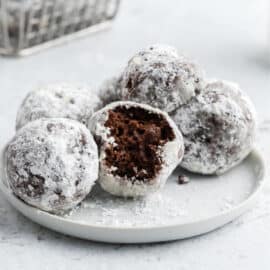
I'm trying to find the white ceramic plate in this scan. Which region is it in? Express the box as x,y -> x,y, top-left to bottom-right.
0,145 -> 265,243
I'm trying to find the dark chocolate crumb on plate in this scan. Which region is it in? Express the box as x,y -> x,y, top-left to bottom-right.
178,174 -> 190,185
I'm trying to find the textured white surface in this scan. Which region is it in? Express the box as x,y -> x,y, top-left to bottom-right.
0,0 -> 270,269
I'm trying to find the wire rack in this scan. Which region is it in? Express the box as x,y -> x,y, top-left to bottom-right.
0,0 -> 120,56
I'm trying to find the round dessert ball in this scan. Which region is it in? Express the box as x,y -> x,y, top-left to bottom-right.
16,83 -> 100,130
172,80 -> 257,175
6,118 -> 99,213
119,44 -> 205,113
139,44 -> 179,58
98,76 -> 122,108
88,101 -> 184,197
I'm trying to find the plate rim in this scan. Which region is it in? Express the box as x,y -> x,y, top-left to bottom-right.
0,143 -> 266,231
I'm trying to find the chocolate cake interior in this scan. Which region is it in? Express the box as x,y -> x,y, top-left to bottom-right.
104,106 -> 175,181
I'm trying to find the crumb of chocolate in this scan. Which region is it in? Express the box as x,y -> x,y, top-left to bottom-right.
104,106 -> 175,182
178,175 -> 190,185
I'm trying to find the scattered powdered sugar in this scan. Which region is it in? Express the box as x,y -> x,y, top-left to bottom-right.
220,195 -> 236,211
68,185 -> 187,227
62,147 -> 264,228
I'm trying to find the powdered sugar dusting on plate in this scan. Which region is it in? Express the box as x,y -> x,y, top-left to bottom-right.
63,153 -> 262,228
66,184 -> 187,227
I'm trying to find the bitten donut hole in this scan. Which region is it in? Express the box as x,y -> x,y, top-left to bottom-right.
104,106 -> 175,182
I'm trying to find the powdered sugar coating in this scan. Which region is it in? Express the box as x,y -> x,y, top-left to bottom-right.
6,118 -> 99,213
98,76 -> 122,108
139,44 -> 179,58
120,44 -> 205,113
88,101 -> 184,197
172,80 -> 257,175
16,83 -> 100,130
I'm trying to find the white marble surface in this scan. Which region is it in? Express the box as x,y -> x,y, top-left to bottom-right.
1,0 -> 270,269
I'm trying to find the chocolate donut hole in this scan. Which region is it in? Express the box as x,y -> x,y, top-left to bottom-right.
104,106 -> 175,182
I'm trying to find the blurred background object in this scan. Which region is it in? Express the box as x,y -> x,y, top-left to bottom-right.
0,0 -> 120,56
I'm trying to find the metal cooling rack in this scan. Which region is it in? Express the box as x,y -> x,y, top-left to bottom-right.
0,0 -> 120,56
